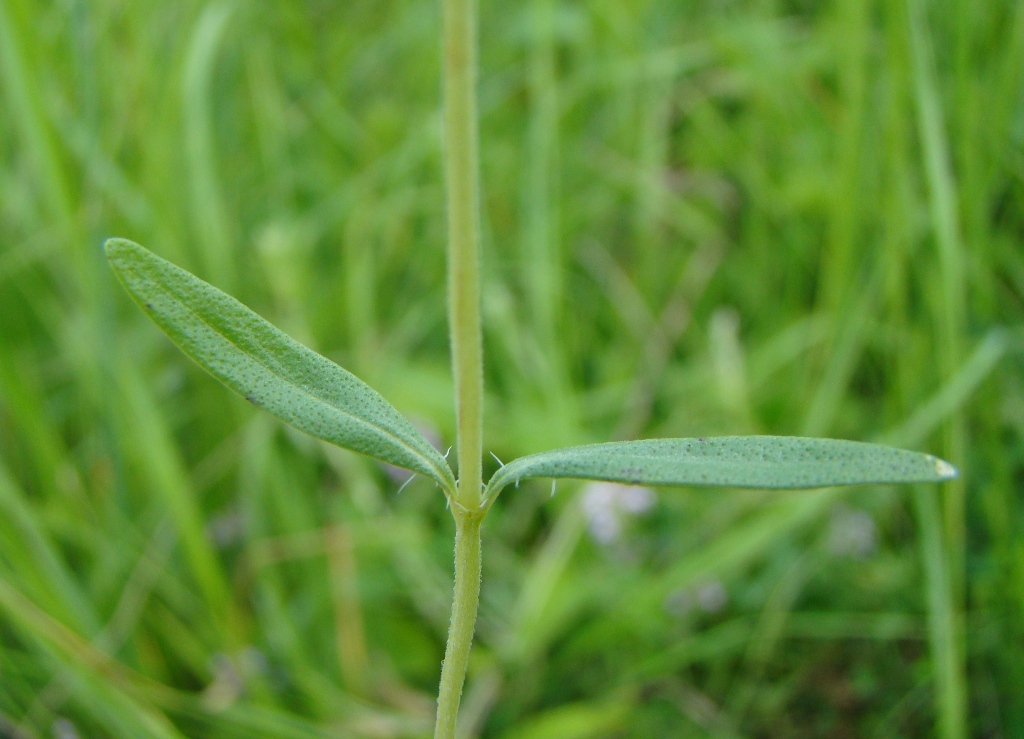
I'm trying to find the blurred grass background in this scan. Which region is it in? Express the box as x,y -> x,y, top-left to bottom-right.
0,0 -> 1022,736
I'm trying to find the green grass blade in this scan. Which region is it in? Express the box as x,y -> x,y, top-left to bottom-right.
0,576 -> 186,739
182,2 -> 235,292
486,436 -> 956,501
0,0 -> 72,228
105,238 -> 456,495
906,1 -> 970,733
0,461 -> 98,634
913,484 -> 967,739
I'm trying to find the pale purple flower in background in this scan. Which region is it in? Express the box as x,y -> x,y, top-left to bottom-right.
207,507 -> 245,548
664,578 -> 729,618
618,484 -> 657,513
580,482 -> 656,545
828,503 -> 878,559
52,719 -> 81,739
696,580 -> 728,613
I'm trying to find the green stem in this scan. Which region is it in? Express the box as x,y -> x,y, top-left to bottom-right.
438,0 -> 484,735
443,0 -> 483,512
434,512 -> 483,739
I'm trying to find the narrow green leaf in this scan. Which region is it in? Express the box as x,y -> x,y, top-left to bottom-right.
105,238 -> 456,495
486,436 -> 956,501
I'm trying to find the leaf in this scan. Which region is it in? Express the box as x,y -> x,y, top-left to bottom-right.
105,238 -> 456,495
485,436 -> 956,501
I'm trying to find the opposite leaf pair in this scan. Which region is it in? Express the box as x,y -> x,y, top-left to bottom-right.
105,237 -> 956,502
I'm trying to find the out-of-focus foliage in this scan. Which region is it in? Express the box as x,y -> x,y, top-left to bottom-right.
0,0 -> 1021,736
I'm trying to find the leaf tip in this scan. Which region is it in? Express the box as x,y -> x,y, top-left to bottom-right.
932,456 -> 958,481
103,237 -> 143,270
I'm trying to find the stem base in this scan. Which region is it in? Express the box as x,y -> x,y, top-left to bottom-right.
434,511 -> 483,739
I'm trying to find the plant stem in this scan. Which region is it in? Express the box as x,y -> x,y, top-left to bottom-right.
438,0 -> 484,735
434,511 -> 482,739
443,0 -> 483,512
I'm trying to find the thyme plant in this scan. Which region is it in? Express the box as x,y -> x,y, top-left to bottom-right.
104,1 -> 957,736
